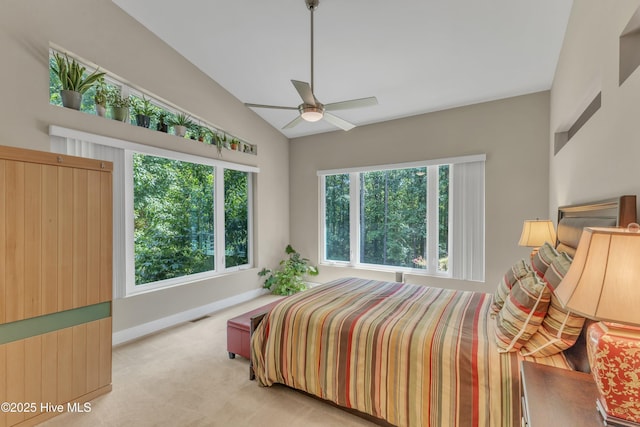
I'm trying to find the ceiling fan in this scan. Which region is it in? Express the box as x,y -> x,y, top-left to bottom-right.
244,0 -> 378,131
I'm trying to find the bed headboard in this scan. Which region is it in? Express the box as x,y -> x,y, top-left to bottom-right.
556,195 -> 637,257
557,195 -> 637,372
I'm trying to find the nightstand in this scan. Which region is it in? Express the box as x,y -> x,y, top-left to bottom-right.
520,361 -> 602,427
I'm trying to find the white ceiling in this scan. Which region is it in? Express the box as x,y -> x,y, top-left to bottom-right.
112,0 -> 574,139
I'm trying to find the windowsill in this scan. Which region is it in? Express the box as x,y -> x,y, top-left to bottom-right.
318,262 -> 452,280
121,267 -> 258,299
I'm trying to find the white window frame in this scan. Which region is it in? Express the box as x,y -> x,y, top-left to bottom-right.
49,126 -> 258,297
318,154 -> 484,280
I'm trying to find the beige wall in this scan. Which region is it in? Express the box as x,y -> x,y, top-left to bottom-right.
290,92 -> 551,293
0,0 -> 290,334
550,0 -> 640,216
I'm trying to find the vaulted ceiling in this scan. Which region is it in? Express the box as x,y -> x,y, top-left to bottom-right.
113,0 -> 573,138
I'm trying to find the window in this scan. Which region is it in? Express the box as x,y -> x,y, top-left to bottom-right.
133,154 -> 215,285
319,155 -> 485,281
224,169 -> 249,268
128,152 -> 253,292
49,126 -> 258,297
48,47 -> 257,154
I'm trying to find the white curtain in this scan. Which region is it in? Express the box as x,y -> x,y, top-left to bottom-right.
450,160 -> 485,281
50,135 -> 127,298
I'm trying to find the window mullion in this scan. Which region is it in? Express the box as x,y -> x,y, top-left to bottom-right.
123,150 -> 136,296
215,166 -> 225,271
427,166 -> 440,272
350,172 -> 360,267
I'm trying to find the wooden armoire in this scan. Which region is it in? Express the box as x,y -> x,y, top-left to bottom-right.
0,145 -> 113,427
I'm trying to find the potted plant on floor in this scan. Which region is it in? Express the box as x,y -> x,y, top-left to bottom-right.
93,77 -> 107,117
108,88 -> 130,122
50,52 -> 105,110
258,245 -> 319,295
132,95 -> 155,128
170,113 -> 193,137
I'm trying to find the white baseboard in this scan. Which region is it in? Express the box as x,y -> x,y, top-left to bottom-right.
112,288 -> 269,346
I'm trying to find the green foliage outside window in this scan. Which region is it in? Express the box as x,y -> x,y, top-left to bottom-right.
360,168 -> 427,268
133,154 -> 215,285
325,174 -> 350,261
324,165 -> 450,271
224,169 -> 249,268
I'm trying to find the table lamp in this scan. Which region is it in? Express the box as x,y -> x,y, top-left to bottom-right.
518,219 -> 557,258
555,224 -> 640,426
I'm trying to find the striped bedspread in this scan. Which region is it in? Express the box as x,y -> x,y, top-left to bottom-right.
251,277 -> 570,427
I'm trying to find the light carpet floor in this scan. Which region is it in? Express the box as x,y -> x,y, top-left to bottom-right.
40,295 -> 376,427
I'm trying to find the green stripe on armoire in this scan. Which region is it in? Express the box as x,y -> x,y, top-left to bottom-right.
0,302 -> 111,345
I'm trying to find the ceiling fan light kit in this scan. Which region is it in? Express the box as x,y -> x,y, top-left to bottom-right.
245,0 -> 377,131
300,105 -> 324,122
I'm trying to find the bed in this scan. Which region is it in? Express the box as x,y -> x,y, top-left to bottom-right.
251,195 -> 636,427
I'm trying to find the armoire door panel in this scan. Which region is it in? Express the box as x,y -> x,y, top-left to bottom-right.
0,345 -> 6,427
72,324 -> 87,398
41,164 -> 59,316
86,320 -> 101,392
72,169 -> 88,309
0,159 -> 6,325
56,327 -> 73,404
24,336 -> 42,415
5,160 -> 25,324
6,340 -> 25,426
57,167 -> 74,313
100,173 -> 112,303
24,163 -> 42,319
87,170 -> 101,306
41,331 -> 58,408
99,317 -> 112,387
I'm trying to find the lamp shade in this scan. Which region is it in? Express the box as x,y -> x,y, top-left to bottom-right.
518,219 -> 556,247
554,226 -> 640,326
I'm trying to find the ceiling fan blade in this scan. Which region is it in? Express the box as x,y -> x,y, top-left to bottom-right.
291,80 -> 317,106
323,112 -> 356,131
283,115 -> 304,129
324,96 -> 378,111
245,103 -> 298,111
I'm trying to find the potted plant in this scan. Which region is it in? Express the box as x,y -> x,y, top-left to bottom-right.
50,52 -> 105,110
170,113 -> 193,137
132,95 -> 155,128
107,87 -> 130,122
156,110 -> 170,133
212,132 -> 224,155
199,127 -> 213,143
189,124 -> 205,141
230,138 -> 239,151
217,133 -> 229,150
93,77 -> 108,117
258,245 -> 319,295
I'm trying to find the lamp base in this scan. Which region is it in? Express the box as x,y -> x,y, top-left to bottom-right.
588,322 -> 640,424
597,399 -> 640,427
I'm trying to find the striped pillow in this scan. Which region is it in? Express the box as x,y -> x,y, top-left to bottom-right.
531,242 -> 560,277
522,253 -> 586,357
495,271 -> 551,352
491,259 -> 531,315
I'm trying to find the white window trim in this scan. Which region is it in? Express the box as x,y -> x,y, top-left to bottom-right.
49,125 -> 258,297
316,154 -> 485,176
50,126 -> 259,173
